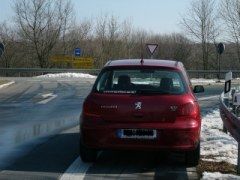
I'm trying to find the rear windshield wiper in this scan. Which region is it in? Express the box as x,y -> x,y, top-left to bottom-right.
135,89 -> 171,95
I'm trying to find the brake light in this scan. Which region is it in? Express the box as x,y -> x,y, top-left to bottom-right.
82,100 -> 101,121
178,102 -> 198,116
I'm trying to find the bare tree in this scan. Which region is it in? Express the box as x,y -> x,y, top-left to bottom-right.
220,0 -> 240,62
119,19 -> 133,59
0,22 -> 19,68
131,29 -> 148,58
14,0 -> 74,68
62,19 -> 92,56
95,14 -> 108,67
168,34 -> 192,66
61,1 -> 74,55
181,0 -> 219,70
94,15 -> 120,66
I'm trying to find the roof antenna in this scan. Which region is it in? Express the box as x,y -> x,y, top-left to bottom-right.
140,56 -> 144,64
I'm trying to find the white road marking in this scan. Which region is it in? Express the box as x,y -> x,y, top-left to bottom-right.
41,93 -> 54,98
198,95 -> 220,101
60,157 -> 91,180
37,93 -> 57,104
0,81 -> 15,89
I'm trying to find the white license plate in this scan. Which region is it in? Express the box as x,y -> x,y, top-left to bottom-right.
117,129 -> 157,139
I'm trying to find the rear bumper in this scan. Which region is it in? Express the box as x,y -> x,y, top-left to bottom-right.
81,118 -> 201,151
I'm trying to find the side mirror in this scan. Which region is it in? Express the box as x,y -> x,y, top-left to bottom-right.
193,85 -> 204,93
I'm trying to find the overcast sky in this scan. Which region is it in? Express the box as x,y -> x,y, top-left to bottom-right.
0,0 -> 191,34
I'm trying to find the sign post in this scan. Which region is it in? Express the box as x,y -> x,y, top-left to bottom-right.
146,44 -> 158,59
0,42 -> 5,58
217,43 -> 225,81
223,71 -> 232,133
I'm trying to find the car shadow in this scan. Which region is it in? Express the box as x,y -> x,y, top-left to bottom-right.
83,150 -> 198,180
0,130 -> 199,180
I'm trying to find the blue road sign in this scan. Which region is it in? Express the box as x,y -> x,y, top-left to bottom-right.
75,48 -> 81,57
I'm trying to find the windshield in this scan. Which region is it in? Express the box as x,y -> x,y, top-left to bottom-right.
94,68 -> 187,95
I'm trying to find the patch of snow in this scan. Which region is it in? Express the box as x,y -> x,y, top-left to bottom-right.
191,78 -> 219,85
202,172 -> 240,180
0,81 -> 14,89
201,109 -> 238,165
36,73 -> 96,79
198,95 -> 220,101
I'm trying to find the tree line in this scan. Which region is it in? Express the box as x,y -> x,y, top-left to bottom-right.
1,0 -> 240,70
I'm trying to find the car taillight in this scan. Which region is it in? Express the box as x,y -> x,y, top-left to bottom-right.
178,102 -> 198,117
83,100 -> 101,121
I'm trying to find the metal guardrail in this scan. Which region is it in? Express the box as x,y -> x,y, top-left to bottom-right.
0,68 -> 240,78
220,94 -> 240,141
0,68 -> 100,77
220,93 -> 240,174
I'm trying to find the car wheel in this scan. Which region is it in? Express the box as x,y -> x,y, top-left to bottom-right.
185,142 -> 200,166
80,138 -> 98,162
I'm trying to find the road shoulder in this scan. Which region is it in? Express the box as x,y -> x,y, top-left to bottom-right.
0,81 -> 15,89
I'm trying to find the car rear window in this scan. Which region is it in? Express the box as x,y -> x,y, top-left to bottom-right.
94,68 -> 187,95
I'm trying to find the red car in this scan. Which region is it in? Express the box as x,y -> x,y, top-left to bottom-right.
80,59 -> 204,165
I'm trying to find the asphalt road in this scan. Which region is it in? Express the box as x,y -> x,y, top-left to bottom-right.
0,78 -> 224,180
0,77 -> 94,169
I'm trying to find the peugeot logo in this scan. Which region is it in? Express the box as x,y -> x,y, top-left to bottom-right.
170,106 -> 178,112
135,102 -> 142,110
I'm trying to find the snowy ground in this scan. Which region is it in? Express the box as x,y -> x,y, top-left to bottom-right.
0,81 -> 14,89
36,73 -> 96,79
35,73 -> 221,84
202,172 -> 240,180
201,109 -> 237,165
191,78 -> 219,85
191,78 -> 240,85
201,109 -> 240,179
34,73 -> 240,85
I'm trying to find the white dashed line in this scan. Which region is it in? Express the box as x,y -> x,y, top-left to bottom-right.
60,157 -> 91,180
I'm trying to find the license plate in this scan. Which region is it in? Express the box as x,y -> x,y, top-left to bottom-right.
117,129 -> 157,139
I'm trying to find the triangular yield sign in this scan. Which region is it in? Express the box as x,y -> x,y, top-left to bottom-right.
146,44 -> 158,55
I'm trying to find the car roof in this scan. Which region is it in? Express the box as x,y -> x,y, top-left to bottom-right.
104,59 -> 184,70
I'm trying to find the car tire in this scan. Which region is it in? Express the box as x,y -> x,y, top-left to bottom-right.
80,138 -> 98,162
185,142 -> 200,166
